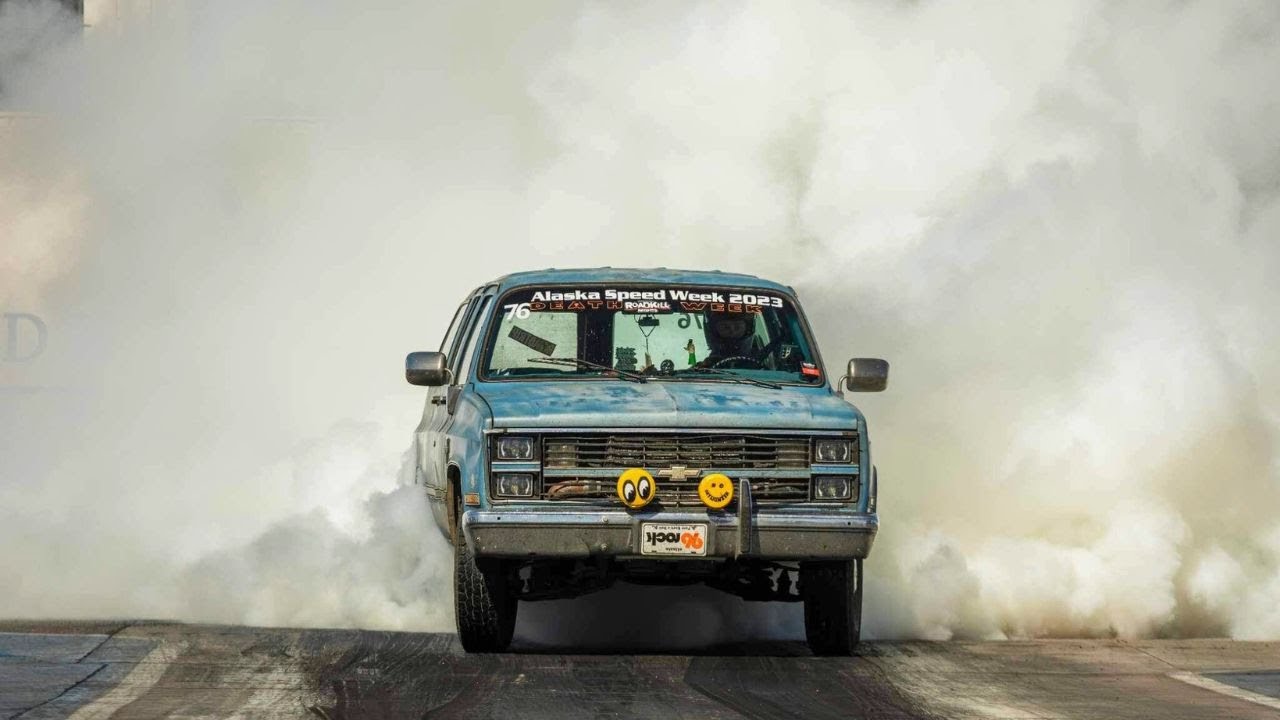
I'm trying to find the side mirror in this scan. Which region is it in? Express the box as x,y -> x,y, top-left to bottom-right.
844,358 -> 888,392
406,351 -> 450,387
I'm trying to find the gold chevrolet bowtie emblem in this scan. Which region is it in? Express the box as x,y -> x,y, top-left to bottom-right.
657,465 -> 702,483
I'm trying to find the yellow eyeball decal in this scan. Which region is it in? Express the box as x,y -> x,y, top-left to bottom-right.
698,473 -> 734,509
617,468 -> 656,509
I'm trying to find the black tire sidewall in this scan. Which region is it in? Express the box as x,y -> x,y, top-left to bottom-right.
453,516 -> 517,652
802,558 -> 862,656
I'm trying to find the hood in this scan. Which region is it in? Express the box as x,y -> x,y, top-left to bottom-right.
474,379 -> 860,430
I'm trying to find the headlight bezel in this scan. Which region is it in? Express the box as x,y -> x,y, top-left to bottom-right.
813,438 -> 854,464
812,475 -> 854,501
493,472 -> 535,498
494,435 -> 537,461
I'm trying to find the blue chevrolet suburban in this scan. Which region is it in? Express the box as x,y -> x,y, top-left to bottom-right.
406,268 -> 887,654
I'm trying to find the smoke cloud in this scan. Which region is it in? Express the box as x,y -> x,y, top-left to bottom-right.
1,0 -> 1278,642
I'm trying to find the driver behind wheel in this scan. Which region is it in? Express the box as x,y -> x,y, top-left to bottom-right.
699,311 -> 758,367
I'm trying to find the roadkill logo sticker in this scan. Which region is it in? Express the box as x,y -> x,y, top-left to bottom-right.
640,523 -> 708,556
624,300 -> 671,314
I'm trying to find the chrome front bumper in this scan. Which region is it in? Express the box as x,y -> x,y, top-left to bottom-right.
462,507 -> 877,560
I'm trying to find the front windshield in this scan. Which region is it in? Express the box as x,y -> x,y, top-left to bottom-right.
481,285 -> 825,385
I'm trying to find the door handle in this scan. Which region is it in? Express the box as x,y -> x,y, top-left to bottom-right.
431,396 -> 447,405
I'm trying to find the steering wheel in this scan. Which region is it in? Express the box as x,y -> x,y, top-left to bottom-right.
712,355 -> 765,369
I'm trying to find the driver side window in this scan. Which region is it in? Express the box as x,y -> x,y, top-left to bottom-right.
438,302 -> 468,356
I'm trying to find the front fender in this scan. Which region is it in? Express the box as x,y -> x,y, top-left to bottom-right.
447,386 -> 492,508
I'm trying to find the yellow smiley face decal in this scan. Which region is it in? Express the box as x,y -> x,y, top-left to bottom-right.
698,473 -> 734,509
617,468 -> 656,509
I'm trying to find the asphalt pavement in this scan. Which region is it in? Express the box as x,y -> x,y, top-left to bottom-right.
1,621 -> 1277,718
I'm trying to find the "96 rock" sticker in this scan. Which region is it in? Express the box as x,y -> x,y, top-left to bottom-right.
640,523 -> 708,556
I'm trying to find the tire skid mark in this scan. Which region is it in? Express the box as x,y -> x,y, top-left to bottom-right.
5,624 -> 1280,719
64,640 -> 182,720
1,628 -> 159,720
866,641 -> 1280,720
304,630 -> 495,718
564,655 -> 683,719
422,654 -> 738,720
416,655 -> 504,720
858,642 -> 1057,719
12,664 -> 106,719
684,655 -> 939,720
95,628 -> 313,718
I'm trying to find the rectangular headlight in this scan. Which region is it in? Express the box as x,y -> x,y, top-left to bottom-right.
813,438 -> 853,463
813,475 -> 853,500
495,435 -> 535,460
493,472 -> 534,497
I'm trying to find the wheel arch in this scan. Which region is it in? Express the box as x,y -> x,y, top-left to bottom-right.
446,463 -> 462,545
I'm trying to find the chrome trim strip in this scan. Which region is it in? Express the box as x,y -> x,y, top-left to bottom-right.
490,461 -> 541,473
486,427 -> 853,436
464,509 -> 878,530
811,464 -> 861,475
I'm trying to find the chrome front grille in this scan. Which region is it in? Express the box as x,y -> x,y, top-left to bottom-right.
536,474 -> 813,507
537,433 -> 835,507
543,434 -> 811,470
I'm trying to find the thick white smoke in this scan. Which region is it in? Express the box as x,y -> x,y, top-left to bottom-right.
1,0 -> 1277,641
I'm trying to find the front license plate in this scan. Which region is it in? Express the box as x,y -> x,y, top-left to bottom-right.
640,523 -> 708,556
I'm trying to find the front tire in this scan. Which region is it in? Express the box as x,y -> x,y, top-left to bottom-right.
454,528 -> 517,652
802,558 -> 862,656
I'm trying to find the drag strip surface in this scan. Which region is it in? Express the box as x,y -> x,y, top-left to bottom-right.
1,622 -> 1278,719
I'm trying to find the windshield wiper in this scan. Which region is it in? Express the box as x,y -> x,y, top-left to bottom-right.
527,357 -> 648,383
683,366 -> 782,389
